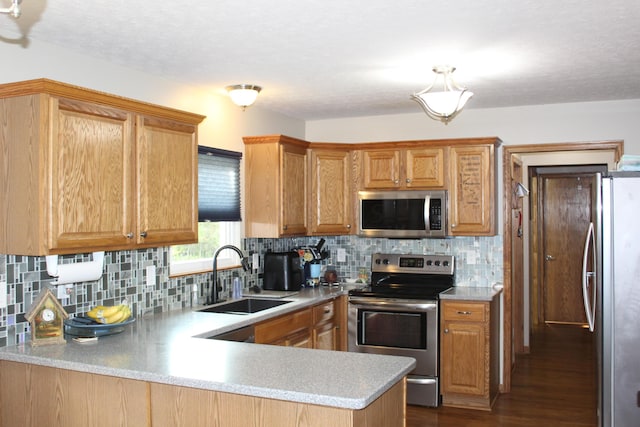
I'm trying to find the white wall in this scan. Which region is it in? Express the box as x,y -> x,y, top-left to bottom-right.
0,38 -> 305,153
305,100 -> 640,152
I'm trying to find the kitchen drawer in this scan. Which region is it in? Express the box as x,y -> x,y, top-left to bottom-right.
313,300 -> 335,324
254,308 -> 312,344
442,301 -> 486,322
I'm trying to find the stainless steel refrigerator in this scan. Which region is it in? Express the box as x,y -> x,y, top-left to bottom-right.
583,171 -> 640,426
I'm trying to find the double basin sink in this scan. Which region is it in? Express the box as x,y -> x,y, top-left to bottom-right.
199,298 -> 292,315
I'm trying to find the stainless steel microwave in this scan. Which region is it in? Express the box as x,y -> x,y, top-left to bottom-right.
358,190 -> 448,238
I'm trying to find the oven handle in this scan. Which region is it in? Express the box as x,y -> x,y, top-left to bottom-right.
348,297 -> 438,311
406,378 -> 437,386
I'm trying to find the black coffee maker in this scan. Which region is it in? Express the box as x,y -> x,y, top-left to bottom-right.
263,251 -> 303,291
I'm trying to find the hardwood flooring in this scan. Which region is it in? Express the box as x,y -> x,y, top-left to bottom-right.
407,324 -> 597,426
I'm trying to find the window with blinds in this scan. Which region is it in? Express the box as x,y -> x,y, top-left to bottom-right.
198,146 -> 242,222
170,146 -> 243,276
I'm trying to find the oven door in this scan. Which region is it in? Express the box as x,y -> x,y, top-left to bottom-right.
347,297 -> 439,377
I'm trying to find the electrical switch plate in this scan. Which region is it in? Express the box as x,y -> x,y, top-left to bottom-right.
252,253 -> 259,272
146,265 -> 156,288
337,248 -> 346,262
57,284 -> 73,300
0,281 -> 6,308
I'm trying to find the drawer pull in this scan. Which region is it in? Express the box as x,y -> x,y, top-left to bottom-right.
324,306 -> 331,313
457,310 -> 472,315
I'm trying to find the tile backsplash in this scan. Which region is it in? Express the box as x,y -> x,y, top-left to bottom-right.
0,234 -> 502,347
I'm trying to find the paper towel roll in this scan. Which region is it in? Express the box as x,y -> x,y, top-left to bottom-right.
46,251 -> 105,285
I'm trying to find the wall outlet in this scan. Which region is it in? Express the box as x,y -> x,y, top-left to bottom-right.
57,284 -> 73,300
0,281 -> 6,308
337,248 -> 347,262
252,253 -> 259,272
146,265 -> 156,288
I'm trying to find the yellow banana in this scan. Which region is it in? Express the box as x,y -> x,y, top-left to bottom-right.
87,304 -> 132,324
95,305 -> 126,324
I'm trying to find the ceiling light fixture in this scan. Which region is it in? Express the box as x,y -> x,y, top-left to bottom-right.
0,0 -> 21,18
411,65 -> 473,124
225,84 -> 262,111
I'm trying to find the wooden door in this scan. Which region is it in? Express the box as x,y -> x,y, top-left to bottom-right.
541,175 -> 593,325
137,115 -> 198,246
362,149 -> 401,188
404,147 -> 446,188
280,143 -> 308,235
50,98 -> 135,251
309,149 -> 352,235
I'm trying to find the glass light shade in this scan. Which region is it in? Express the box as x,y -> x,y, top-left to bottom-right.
412,89 -> 473,123
226,84 -> 262,109
411,66 -> 473,124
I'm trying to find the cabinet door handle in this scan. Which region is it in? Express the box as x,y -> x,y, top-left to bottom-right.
457,311 -> 472,315
140,231 -> 148,238
126,233 -> 134,239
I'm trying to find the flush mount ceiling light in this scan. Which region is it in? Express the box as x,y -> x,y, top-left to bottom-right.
411,65 -> 473,124
0,0 -> 22,18
225,84 -> 262,111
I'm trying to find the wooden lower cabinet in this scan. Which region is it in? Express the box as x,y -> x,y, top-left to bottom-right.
0,360 -> 406,427
0,360 -> 150,427
255,297 -> 344,351
440,298 -> 500,410
150,379 -> 406,427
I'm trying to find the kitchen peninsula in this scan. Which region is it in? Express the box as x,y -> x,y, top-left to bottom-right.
0,288 -> 413,427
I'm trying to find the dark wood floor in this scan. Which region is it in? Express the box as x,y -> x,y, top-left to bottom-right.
407,324 -> 597,426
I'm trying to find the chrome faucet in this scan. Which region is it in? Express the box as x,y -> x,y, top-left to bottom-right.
209,245 -> 251,305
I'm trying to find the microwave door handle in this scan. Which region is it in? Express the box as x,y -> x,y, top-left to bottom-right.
424,195 -> 431,231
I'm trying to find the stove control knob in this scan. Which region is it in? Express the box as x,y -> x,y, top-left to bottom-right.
435,260 -> 441,266
382,258 -> 390,265
443,260 -> 449,267
375,259 -> 381,265
426,260 -> 433,266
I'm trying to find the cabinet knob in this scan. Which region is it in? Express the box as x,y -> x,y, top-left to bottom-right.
324,306 -> 331,313
126,233 -> 134,239
406,178 -> 412,183
394,179 -> 399,185
451,223 -> 457,228
346,224 -> 351,229
444,328 -> 449,334
283,225 -> 288,231
140,231 -> 148,238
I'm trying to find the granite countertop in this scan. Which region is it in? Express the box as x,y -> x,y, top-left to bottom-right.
0,285 -> 415,410
439,284 -> 503,301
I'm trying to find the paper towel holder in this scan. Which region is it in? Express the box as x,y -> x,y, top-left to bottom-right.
45,251 -> 105,285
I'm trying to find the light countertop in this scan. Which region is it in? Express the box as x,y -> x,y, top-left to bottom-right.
0,285 -> 415,410
439,285 -> 503,301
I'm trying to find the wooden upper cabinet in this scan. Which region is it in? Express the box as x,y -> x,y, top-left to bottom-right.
309,147 -> 353,235
362,147 -> 446,189
244,135 -> 308,238
0,79 -> 204,255
449,142 -> 498,236
137,115 -> 199,247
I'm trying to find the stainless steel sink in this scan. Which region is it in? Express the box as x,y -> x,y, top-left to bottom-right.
198,298 -> 292,315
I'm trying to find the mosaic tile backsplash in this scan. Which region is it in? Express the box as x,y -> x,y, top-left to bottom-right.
0,234 -> 502,348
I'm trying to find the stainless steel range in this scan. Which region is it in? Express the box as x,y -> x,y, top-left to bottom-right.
348,253 -> 454,407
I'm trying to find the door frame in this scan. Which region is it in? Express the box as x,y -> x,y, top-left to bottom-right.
502,140 -> 623,392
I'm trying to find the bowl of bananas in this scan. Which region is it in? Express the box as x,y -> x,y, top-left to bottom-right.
64,302 -> 135,338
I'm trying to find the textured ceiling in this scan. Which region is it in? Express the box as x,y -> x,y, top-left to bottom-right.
1,0 -> 640,120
